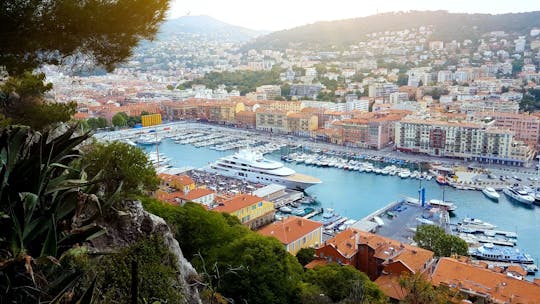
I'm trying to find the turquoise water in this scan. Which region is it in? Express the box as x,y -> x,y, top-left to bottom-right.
145,139 -> 540,275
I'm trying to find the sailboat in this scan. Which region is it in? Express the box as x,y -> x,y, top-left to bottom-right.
429,180 -> 457,212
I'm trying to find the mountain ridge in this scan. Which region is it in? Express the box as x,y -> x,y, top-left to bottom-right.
247,10 -> 540,49
160,15 -> 269,42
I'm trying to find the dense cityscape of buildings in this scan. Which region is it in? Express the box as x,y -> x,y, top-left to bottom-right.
47,24 -> 540,167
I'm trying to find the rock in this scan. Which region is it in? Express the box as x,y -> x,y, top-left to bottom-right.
82,200 -> 201,304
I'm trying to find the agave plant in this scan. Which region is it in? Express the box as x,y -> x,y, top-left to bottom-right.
0,125 -> 112,303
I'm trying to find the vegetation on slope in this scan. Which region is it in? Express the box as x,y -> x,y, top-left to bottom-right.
249,11 -> 540,49
142,197 -> 388,304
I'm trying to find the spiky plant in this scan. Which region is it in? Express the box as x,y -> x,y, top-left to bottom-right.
0,125 -> 113,303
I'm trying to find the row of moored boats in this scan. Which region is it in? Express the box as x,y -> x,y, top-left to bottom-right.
283,153 -> 433,180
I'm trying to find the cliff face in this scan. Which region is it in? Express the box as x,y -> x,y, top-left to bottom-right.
80,200 -> 201,304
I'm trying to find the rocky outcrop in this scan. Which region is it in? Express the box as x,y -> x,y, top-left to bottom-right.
81,200 -> 201,304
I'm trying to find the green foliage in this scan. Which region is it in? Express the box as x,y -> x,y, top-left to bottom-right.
0,72 -> 76,129
87,117 -> 108,130
0,125 -> 109,302
397,73 -> 409,86
303,264 -> 387,303
217,234 -> 304,304
413,225 -> 468,257
296,247 -> 316,266
519,89 -> 540,112
82,141 -> 159,199
86,236 -> 184,303
141,198 -> 303,304
399,272 -> 449,304
181,69 -> 283,95
112,112 -> 127,127
1,0 -> 170,75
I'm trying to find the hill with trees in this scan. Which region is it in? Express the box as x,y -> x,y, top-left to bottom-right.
160,15 -> 269,42
247,10 -> 540,49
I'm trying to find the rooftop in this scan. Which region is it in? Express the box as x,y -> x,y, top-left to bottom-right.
213,194 -> 264,213
258,216 -> 323,245
431,258 -> 540,303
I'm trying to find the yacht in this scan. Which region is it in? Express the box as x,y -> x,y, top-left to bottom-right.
469,243 -> 535,264
428,199 -> 457,212
205,149 -> 321,190
460,217 -> 497,230
136,136 -> 161,145
481,187 -> 500,201
502,186 -> 535,205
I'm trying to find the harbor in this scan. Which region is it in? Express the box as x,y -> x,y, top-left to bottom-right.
96,123 -> 540,278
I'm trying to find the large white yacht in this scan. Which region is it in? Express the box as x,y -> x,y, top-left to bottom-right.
503,186 -> 535,205
205,149 -> 321,190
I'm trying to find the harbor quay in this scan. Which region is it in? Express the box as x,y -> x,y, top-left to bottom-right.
96,121 -> 540,192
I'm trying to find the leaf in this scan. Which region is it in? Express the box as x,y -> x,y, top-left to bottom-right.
41,216 -> 57,257
75,277 -> 97,304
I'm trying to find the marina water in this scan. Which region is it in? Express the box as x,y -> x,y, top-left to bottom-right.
145,139 -> 540,278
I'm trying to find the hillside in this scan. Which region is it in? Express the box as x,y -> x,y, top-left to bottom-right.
248,10 -> 540,49
159,15 -> 268,42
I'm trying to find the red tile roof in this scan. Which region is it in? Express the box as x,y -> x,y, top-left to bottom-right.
213,194 -> 263,213
258,216 -> 322,245
431,258 -> 540,303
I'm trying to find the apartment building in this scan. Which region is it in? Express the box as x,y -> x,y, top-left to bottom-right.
255,109 -> 289,133
256,85 -> 282,100
330,112 -> 402,149
395,119 -> 534,166
309,228 -> 434,301
213,194 -> 275,230
474,112 -> 540,147
368,83 -> 399,99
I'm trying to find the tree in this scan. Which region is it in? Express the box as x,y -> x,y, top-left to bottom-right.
399,272 -> 449,304
1,0 -> 170,76
397,73 -> 409,86
82,141 -> 159,198
303,264 -> 387,303
0,72 -> 77,129
217,234 -> 304,304
112,112 -> 128,127
87,117 -> 108,130
413,225 -> 468,257
296,248 -> 316,266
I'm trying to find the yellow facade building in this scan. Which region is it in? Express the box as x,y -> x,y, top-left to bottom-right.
141,113 -> 162,127
213,194 -> 275,229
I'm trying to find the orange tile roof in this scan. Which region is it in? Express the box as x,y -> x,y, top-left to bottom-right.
213,194 -> 263,213
324,228 -> 362,258
258,216 -> 322,245
431,258 -> 540,304
304,259 -> 330,269
183,188 -> 215,201
159,173 -> 195,186
325,228 -> 433,272
374,273 -> 407,300
358,231 -> 433,273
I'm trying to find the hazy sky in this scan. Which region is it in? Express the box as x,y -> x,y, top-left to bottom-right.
169,0 -> 540,31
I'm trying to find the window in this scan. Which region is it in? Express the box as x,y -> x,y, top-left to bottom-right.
258,202 -> 263,207
302,237 -> 306,244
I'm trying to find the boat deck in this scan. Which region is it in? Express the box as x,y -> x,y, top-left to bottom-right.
287,173 -> 321,183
